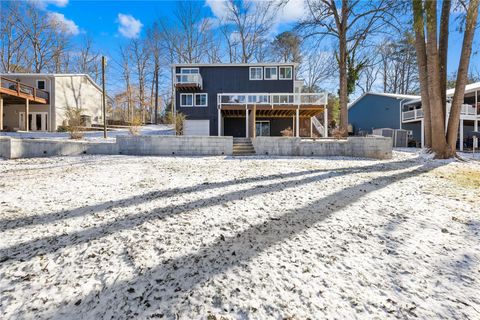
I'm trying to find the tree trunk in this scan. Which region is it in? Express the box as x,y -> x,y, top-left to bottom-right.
425,0 -> 451,158
412,0 -> 432,147
446,0 -> 479,152
439,0 -> 451,119
338,0 -> 349,135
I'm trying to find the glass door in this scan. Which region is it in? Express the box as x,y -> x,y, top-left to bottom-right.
255,121 -> 270,136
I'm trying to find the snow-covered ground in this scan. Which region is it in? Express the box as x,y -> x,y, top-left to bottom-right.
0,150 -> 479,319
0,124 -> 174,141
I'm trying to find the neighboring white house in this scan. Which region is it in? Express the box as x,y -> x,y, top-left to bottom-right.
0,73 -> 105,132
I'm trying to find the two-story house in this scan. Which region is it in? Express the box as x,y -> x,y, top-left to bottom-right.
0,73 -> 105,132
172,63 -> 328,138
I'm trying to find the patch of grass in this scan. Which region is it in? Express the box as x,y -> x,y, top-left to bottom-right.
439,168 -> 480,189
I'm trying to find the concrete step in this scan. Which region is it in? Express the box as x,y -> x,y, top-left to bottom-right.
233,138 -> 255,156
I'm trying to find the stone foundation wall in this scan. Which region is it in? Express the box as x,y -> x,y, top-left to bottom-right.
0,136 -> 233,159
252,136 -> 392,159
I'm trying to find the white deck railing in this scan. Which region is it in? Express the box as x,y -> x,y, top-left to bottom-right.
402,103 -> 477,122
218,92 -> 328,107
174,73 -> 202,88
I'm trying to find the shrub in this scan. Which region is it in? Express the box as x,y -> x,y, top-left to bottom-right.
64,107 -> 84,139
165,111 -> 186,135
331,127 -> 347,140
129,114 -> 143,136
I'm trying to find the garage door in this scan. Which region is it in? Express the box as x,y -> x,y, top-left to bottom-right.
184,120 -> 210,136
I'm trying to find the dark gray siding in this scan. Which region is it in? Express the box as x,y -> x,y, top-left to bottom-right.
348,94 -> 405,135
256,117 -> 293,136
175,65 -> 295,136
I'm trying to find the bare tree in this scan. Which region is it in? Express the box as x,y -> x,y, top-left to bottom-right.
223,0 -> 280,63
299,0 -> 399,135
271,31 -> 302,63
0,1 -> 28,72
300,46 -> 335,92
412,0 -> 479,158
131,39 -> 149,123
158,1 -> 215,64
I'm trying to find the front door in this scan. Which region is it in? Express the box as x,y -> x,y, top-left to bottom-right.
255,121 -> 270,136
19,112 -> 48,131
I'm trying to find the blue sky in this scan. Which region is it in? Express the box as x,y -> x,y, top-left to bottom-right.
38,0 -> 480,93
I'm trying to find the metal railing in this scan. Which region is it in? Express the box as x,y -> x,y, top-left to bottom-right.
0,76 -> 49,102
218,92 -> 328,107
402,103 -> 479,122
174,73 -> 202,88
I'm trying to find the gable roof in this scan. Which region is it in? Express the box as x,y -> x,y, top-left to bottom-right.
348,92 -> 420,110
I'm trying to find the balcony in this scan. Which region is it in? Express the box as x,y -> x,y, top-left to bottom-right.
402,103 -> 478,122
0,76 -> 49,104
218,92 -> 328,107
174,73 -> 202,91
218,92 -> 328,118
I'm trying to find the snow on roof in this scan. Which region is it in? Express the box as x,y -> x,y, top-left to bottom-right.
348,92 -> 420,109
446,81 -> 480,96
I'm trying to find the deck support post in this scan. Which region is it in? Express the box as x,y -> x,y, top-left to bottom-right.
421,119 -> 424,148
245,107 -> 249,138
25,99 -> 29,132
295,108 -> 300,137
475,90 -> 478,148
217,108 -> 221,136
323,107 -> 328,138
460,119 -> 464,151
310,117 -> 313,138
0,98 -> 3,131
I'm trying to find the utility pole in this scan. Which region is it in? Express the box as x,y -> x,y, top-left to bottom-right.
102,56 -> 107,139
154,64 -> 159,125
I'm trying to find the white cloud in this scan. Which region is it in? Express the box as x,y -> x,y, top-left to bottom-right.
47,12 -> 80,35
117,13 -> 143,39
46,0 -> 69,7
205,0 -> 230,21
277,0 -> 307,23
205,0 -> 307,30
33,0 -> 69,8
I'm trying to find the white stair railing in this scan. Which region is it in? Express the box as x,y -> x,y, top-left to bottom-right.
311,116 -> 325,137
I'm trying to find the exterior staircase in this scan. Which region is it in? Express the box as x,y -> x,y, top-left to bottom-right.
311,116 -> 326,137
233,138 -> 256,156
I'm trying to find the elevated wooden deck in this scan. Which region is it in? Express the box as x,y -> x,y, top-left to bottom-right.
0,76 -> 49,104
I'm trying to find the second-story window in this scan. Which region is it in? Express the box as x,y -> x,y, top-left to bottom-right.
180,93 -> 193,107
37,80 -> 46,90
264,67 -> 277,80
180,68 -> 199,74
249,67 -> 263,80
195,93 -> 208,107
279,66 -> 292,80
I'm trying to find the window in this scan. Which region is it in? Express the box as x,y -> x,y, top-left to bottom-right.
279,66 -> 292,80
180,93 -> 193,107
195,93 -> 208,107
180,68 -> 199,74
37,80 -> 46,90
249,67 -> 263,80
264,67 -> 277,80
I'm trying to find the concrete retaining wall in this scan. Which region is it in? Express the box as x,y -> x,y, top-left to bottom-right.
0,135 -> 233,159
0,135 -> 390,160
117,136 -> 233,156
252,136 -> 392,159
